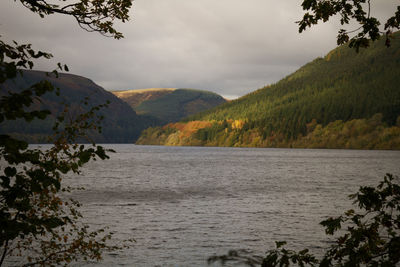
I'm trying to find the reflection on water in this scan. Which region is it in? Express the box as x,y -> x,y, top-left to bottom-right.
63,145 -> 400,266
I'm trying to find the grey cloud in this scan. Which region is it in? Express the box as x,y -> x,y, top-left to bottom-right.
0,0 -> 396,99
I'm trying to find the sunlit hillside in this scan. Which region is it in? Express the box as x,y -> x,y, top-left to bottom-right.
137,33 -> 400,149
112,88 -> 176,108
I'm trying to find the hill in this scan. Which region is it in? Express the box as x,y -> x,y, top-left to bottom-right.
0,70 -> 156,143
112,88 -> 175,108
112,88 -> 227,124
137,33 -> 400,149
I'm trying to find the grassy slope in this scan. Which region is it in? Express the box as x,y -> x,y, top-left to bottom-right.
112,88 -> 175,108
134,89 -> 226,123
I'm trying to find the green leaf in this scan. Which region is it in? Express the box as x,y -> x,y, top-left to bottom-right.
320,216 -> 342,235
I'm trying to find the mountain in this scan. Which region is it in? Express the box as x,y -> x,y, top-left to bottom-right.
137,33 -> 400,149
112,88 -> 175,108
112,88 -> 227,124
0,70 -> 156,143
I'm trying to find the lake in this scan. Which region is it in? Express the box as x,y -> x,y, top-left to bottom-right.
64,145 -> 400,266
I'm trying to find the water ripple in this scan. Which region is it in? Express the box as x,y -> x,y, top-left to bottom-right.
63,145 -> 400,266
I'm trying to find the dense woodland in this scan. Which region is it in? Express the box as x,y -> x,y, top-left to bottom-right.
137,33 -> 400,149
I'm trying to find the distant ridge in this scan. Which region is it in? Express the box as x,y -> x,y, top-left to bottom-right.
112,88 -> 226,124
113,88 -> 175,95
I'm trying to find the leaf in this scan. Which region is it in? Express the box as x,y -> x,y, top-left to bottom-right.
276,241 -> 287,248
0,175 -> 11,187
4,166 -> 17,177
320,216 -> 342,235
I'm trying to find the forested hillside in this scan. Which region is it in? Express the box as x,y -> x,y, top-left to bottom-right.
114,88 -> 227,124
0,70 -> 156,143
137,33 -> 400,149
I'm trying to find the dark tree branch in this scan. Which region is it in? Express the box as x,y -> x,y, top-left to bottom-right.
0,239 -> 9,266
18,0 -> 133,39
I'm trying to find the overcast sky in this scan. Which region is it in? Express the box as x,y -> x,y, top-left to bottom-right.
0,0 -> 396,99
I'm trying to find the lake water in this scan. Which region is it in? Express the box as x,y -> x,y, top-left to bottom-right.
64,145 -> 400,266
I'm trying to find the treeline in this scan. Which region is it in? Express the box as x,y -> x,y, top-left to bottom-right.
136,114 -> 400,149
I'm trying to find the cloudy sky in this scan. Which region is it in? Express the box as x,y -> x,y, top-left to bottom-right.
0,0 -> 396,99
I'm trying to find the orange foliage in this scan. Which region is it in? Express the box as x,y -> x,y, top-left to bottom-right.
231,120 -> 245,130
163,121 -> 213,138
